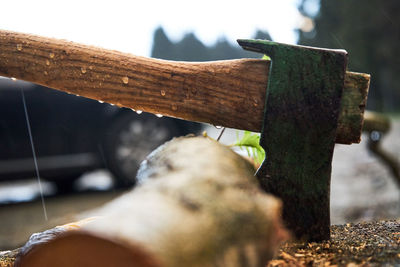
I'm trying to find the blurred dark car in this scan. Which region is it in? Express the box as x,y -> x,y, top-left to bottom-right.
0,78 -> 202,192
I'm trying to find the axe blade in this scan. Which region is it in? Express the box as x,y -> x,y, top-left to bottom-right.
238,39 -> 348,241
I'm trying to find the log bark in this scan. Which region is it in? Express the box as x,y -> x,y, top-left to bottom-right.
12,136 -> 287,267
0,30 -> 368,144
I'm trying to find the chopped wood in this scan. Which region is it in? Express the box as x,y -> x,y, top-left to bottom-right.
12,136 -> 287,267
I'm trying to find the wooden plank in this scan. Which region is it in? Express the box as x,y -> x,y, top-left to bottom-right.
0,30 -> 368,144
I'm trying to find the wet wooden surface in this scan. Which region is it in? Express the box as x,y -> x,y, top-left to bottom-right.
0,30 -> 368,144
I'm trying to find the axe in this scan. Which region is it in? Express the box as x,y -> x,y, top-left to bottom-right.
0,30 -> 369,241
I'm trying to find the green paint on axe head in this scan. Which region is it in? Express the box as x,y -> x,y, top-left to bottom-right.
238,39 -> 348,241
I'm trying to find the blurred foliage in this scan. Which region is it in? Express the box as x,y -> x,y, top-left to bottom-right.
298,0 -> 400,112
151,27 -> 271,61
231,131 -> 265,166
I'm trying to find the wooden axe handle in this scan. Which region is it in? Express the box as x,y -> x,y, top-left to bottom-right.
0,30 -> 369,144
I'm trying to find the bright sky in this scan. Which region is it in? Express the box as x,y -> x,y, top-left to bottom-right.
1,0 -> 306,57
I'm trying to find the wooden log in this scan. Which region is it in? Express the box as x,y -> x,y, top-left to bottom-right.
13,136 -> 287,267
0,218 -> 159,267
0,30 -> 368,144
0,218 -> 99,267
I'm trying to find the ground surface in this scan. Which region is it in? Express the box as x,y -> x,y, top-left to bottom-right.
330,119 -> 400,224
270,220 -> 400,266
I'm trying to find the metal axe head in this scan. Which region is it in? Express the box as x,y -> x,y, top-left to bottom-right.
238,39 -> 348,241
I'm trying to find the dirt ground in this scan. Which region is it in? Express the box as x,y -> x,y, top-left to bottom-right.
270,220 -> 400,266
330,119 -> 400,224
0,118 -> 399,254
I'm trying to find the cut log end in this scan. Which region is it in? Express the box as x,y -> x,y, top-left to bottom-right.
15,232 -> 161,267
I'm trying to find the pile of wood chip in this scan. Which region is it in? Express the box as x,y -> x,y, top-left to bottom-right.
269,220 -> 400,266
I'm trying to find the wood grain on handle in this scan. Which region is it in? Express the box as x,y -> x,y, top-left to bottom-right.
0,30 -> 369,144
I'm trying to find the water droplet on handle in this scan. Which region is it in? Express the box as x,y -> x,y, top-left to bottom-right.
81,67 -> 87,74
160,90 -> 166,96
16,44 -> 22,51
45,59 -> 50,66
122,76 -> 129,84
49,52 -> 55,58
171,104 -> 178,111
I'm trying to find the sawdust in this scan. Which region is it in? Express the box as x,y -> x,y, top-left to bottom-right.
269,220 -> 400,266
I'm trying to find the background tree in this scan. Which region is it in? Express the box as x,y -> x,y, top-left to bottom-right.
151,27 -> 271,61
298,0 -> 400,112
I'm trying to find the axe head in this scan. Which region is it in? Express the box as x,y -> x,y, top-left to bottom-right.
238,39 -> 348,241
